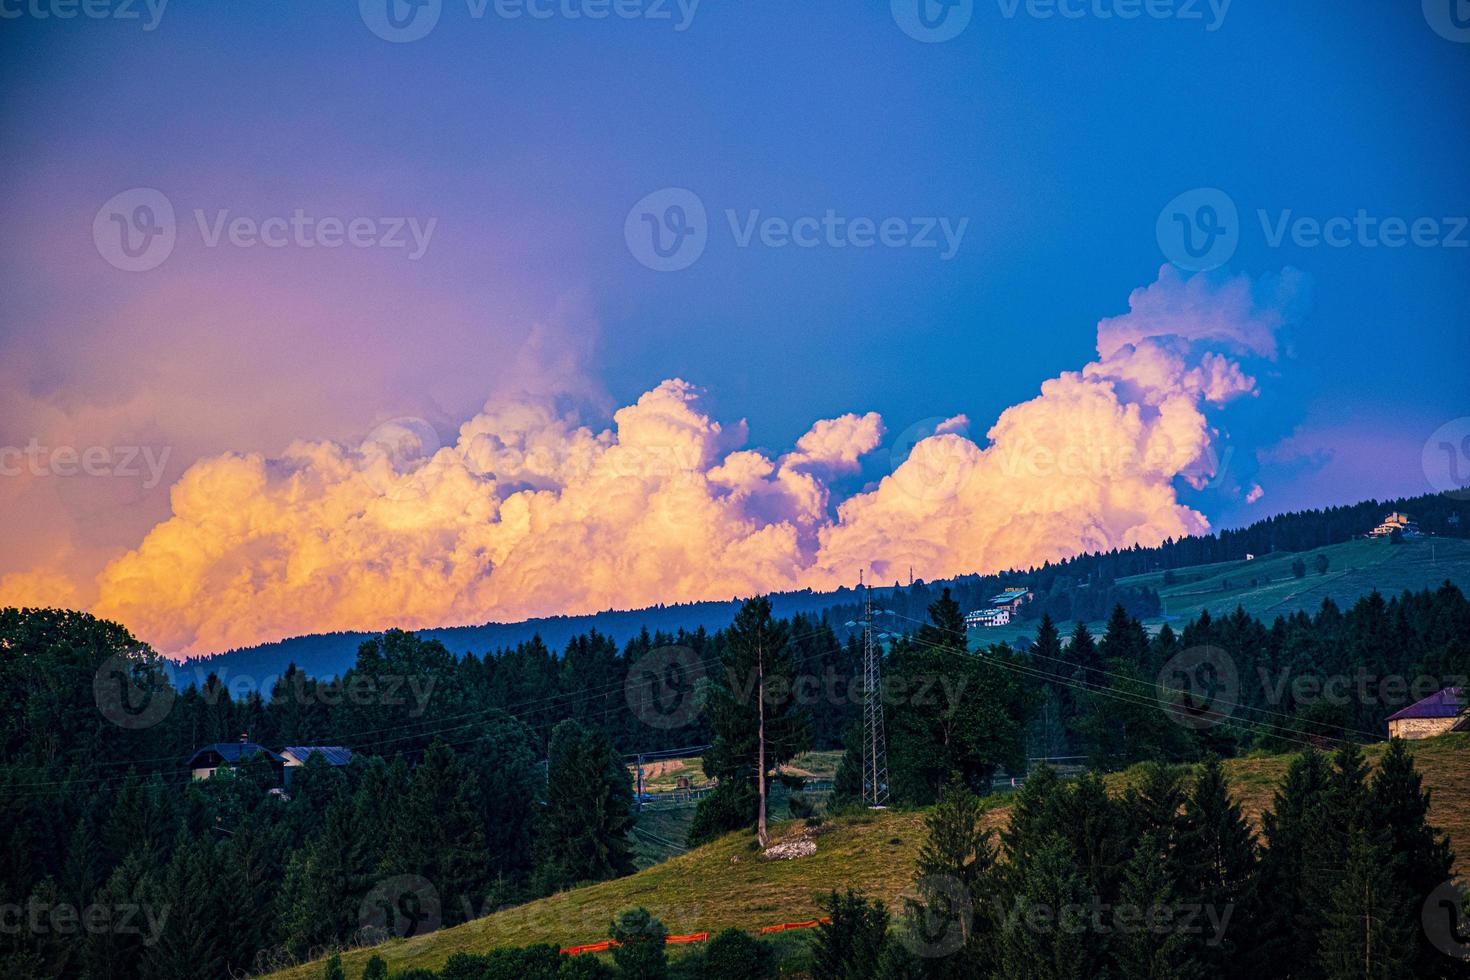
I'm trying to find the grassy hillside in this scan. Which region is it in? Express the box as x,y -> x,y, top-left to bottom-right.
1126,534 -> 1470,622
967,535 -> 1470,647
265,735 -> 1469,980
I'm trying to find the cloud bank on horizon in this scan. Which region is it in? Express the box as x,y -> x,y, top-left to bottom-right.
0,266 -> 1308,655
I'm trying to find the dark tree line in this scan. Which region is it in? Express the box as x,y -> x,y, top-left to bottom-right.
812,741 -> 1459,980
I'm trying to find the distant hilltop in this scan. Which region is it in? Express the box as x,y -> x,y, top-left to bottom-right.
171,490 -> 1469,688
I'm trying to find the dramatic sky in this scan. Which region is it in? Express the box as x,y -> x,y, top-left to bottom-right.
1,2 -> 1467,654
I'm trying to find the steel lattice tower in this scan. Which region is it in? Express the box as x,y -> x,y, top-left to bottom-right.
861,578 -> 889,808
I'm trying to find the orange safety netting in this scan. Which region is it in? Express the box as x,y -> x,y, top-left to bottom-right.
560,917 -> 830,955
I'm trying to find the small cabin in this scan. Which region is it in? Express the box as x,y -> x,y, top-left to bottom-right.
1386,687 -> 1468,740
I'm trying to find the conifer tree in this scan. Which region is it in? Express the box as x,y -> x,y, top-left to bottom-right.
533,720 -> 635,891
1112,833 -> 1203,980
995,836 -> 1101,980
905,776 -> 999,976
810,890 -> 892,980
1258,750 -> 1332,979
1176,755 -> 1257,979
384,740 -> 488,927
1319,830 -> 1414,980
698,597 -> 807,844
145,837 -> 226,980
1367,738 -> 1457,978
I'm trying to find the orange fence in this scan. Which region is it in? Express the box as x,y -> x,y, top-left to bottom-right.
561,917 -> 830,955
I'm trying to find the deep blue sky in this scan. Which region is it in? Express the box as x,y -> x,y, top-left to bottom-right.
2,0 -> 1467,589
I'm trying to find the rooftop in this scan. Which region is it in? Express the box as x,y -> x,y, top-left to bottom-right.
1387,687 -> 1466,722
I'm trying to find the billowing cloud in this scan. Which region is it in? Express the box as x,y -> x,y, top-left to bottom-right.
6,268 -> 1307,654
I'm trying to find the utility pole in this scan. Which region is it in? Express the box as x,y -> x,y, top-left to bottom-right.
861,572 -> 889,809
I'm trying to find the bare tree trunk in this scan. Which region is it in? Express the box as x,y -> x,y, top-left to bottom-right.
757,637 -> 768,847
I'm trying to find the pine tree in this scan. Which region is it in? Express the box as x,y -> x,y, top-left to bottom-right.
1367,739 -> 1457,978
1122,762 -> 1187,855
1112,833 -> 1203,980
1257,750 -> 1332,979
698,597 -> 808,844
1000,765 -> 1066,875
888,590 -> 1034,803
144,837 -> 227,980
1054,772 -> 1128,903
904,776 -> 998,976
995,836 -> 1101,980
810,890 -> 892,980
1319,830 -> 1414,980
1175,755 -> 1257,979
383,740 -> 488,927
533,720 -> 635,891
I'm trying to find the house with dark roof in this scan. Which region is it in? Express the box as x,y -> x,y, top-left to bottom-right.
188,737 -> 286,782
280,746 -> 354,783
1387,687 -> 1468,740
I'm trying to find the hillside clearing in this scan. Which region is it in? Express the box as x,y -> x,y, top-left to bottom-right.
264,735 -> 1469,980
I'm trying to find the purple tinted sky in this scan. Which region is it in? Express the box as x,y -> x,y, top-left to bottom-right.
1,0 -> 1468,587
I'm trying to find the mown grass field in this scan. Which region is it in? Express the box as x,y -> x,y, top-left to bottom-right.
265,735 -> 1469,980
965,535 -> 1470,648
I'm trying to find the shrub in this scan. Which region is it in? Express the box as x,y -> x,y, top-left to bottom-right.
609,907 -> 668,980
702,928 -> 777,980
